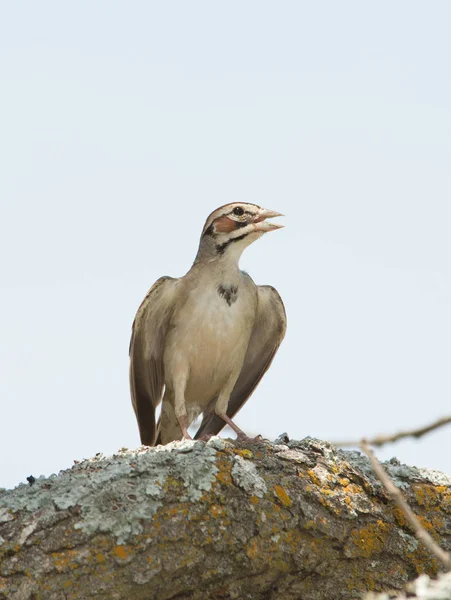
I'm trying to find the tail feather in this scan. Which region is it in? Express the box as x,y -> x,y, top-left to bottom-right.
130,359 -> 158,446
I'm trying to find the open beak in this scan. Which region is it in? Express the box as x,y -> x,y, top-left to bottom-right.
253,208 -> 284,232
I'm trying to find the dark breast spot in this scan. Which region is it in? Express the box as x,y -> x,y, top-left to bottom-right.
218,284 -> 238,306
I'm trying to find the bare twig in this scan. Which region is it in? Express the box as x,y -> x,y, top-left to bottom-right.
360,439 -> 451,570
333,414 -> 451,448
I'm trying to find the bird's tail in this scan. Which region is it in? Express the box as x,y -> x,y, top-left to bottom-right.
129,358 -> 158,446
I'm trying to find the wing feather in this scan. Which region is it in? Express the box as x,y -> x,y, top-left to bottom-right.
194,285 -> 286,439
129,276 -> 178,445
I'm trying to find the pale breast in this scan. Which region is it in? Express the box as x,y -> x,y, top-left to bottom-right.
164,277 -> 257,404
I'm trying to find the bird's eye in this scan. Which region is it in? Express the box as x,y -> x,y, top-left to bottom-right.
232,206 -> 244,216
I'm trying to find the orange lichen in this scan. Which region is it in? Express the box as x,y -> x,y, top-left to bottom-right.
408,543 -> 440,576
307,468 -> 322,486
302,467 -> 373,517
245,527 -> 329,576
417,515 -> 440,537
346,564 -> 379,593
343,483 -> 363,495
215,458 -> 232,486
413,484 -> 451,514
274,485 -> 293,507
51,549 -> 80,572
166,506 -> 189,518
245,536 -> 288,572
249,495 -> 259,505
246,537 -> 259,560
346,521 -> 389,558
209,504 -> 225,518
234,449 -> 253,459
393,507 -> 408,528
112,545 -> 129,560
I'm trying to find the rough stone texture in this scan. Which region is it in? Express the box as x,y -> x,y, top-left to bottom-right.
0,436 -> 450,600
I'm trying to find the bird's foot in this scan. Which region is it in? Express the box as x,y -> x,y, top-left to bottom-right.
236,431 -> 251,442
236,432 -> 264,444
218,413 -> 262,443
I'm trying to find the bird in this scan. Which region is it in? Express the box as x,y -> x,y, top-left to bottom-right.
129,202 -> 286,446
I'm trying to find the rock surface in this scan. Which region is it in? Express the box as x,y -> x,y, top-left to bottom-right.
0,437 -> 450,599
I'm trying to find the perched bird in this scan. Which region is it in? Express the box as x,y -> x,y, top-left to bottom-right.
129,203 -> 286,445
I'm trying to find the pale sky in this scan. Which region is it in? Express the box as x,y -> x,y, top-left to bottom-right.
1,1 -> 450,490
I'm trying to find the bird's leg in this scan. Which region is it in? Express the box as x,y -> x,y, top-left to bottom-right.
215,389 -> 250,441
173,368 -> 192,440
177,415 -> 192,440
217,413 -> 250,442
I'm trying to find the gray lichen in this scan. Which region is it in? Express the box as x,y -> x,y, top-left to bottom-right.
173,441 -> 219,501
0,439 -> 223,544
231,455 -> 267,497
337,448 -> 450,491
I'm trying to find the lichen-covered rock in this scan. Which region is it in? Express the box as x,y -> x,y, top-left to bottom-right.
0,437 -> 450,600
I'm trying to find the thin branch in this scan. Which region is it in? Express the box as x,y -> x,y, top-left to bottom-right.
360,439 -> 451,570
333,414 -> 451,448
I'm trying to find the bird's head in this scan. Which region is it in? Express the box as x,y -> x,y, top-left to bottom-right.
196,203 -> 284,262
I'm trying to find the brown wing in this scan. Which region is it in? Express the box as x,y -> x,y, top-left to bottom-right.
129,276 -> 178,446
194,285 -> 287,439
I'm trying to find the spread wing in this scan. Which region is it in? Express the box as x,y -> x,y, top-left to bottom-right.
194,285 -> 287,439
129,276 -> 178,446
